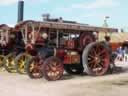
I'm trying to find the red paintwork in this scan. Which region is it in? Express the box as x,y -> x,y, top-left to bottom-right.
25,44 -> 38,56
63,55 -> 80,64
25,43 -> 33,51
110,42 -> 122,51
55,49 -> 66,58
65,40 -> 77,49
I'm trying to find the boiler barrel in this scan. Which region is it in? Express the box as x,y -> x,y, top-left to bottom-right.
39,48 -> 55,58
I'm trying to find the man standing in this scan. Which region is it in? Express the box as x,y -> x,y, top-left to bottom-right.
124,47 -> 128,62
116,47 -> 123,61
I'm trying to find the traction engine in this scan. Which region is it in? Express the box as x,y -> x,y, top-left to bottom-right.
0,24 -> 25,73
14,18 -> 118,81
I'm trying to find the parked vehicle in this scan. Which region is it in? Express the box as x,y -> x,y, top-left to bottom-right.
0,24 -> 25,73
14,17 -> 118,81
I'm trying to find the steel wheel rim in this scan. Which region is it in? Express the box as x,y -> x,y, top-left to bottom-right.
0,55 -> 4,67
44,59 -> 63,80
29,58 -> 42,78
17,54 -> 30,74
87,44 -> 110,75
6,55 -> 17,72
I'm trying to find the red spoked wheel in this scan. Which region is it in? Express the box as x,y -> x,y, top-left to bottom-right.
82,42 -> 110,76
42,56 -> 64,81
80,33 -> 95,49
26,56 -> 43,79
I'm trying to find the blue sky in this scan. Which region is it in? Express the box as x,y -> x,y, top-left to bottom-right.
0,0 -> 128,30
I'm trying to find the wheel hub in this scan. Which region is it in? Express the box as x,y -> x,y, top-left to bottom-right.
52,67 -> 57,72
34,65 -> 41,70
95,57 -> 101,64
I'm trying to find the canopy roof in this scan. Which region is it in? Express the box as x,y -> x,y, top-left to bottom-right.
15,20 -> 118,33
0,24 -> 10,30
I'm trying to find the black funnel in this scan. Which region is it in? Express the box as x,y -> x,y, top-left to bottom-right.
17,0 -> 24,22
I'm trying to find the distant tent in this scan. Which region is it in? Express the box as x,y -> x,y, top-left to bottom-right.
99,32 -> 128,43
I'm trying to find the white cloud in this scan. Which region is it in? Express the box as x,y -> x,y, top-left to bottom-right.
0,0 -> 17,6
62,0 -> 120,11
26,0 -> 50,4
8,24 -> 15,27
54,0 -> 120,19
72,12 -> 112,22
54,0 -> 120,21
0,0 -> 50,6
86,0 -> 120,9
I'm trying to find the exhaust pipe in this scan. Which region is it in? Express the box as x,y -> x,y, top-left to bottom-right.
17,0 -> 24,22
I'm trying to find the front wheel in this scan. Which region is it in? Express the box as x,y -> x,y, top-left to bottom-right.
26,56 -> 43,79
4,53 -> 17,73
0,55 -> 5,70
82,42 -> 110,76
42,56 -> 64,81
15,53 -> 31,74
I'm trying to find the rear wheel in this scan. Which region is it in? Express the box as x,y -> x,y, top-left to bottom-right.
4,53 -> 17,73
82,42 -> 110,76
80,33 -> 95,49
42,56 -> 64,81
15,53 -> 31,74
26,56 -> 43,79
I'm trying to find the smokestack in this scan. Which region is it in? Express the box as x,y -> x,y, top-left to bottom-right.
42,14 -> 50,21
17,0 -> 24,22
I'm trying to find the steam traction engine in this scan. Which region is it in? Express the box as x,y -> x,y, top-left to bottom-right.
0,24 -> 9,70
14,18 -> 118,81
0,24 -> 25,72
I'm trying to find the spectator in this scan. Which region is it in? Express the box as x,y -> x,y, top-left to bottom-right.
116,47 -> 123,61
124,47 -> 128,62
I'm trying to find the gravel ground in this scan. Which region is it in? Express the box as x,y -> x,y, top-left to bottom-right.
0,61 -> 128,96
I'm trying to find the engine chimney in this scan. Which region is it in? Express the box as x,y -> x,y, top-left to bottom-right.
17,0 -> 24,22
42,14 -> 50,21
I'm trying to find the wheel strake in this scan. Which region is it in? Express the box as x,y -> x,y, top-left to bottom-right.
42,56 -> 64,81
82,42 -> 110,76
26,57 -> 43,79
15,53 -> 31,74
0,55 -> 5,67
4,53 -> 17,73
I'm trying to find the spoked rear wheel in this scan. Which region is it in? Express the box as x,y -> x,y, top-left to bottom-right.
42,56 -> 64,81
26,57 -> 43,79
4,53 -> 17,73
82,42 -> 110,76
80,33 -> 96,49
15,53 -> 31,74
